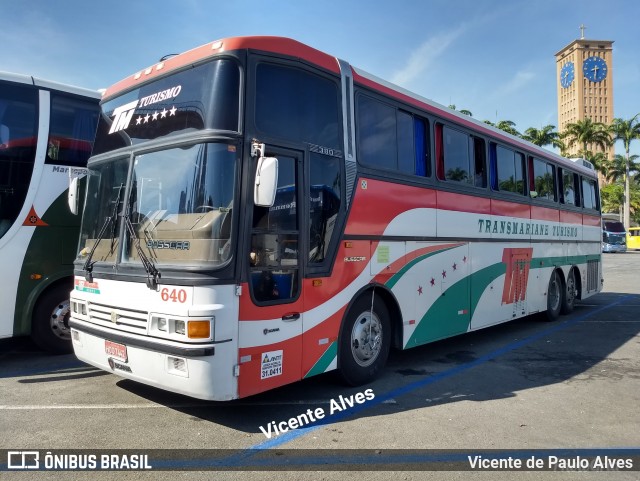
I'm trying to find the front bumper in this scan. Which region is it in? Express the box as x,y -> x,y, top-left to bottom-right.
602,243 -> 627,253
70,319 -> 237,401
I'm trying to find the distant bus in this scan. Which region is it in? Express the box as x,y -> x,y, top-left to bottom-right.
68,36 -> 602,401
0,72 -> 100,352
602,220 -> 626,253
627,227 -> 640,250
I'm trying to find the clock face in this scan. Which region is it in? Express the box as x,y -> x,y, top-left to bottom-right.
583,56 -> 608,83
560,61 -> 575,88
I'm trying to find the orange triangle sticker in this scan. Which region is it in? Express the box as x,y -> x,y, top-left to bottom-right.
23,206 -> 48,226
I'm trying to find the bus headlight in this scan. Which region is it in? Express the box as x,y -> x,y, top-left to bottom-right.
150,315 -> 214,341
70,300 -> 87,317
174,320 -> 186,335
157,317 -> 168,331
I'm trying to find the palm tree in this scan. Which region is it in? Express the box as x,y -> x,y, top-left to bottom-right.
487,120 -> 521,137
610,114 -> 640,229
562,118 -> 612,153
577,150 -> 609,176
602,154 -> 640,184
522,125 -> 564,150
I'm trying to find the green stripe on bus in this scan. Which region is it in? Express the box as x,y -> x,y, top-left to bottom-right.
406,262 -> 506,348
304,342 -> 337,379
404,253 -> 601,348
530,253 -> 601,269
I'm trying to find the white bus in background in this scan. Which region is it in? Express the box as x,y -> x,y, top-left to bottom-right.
0,71 -> 100,352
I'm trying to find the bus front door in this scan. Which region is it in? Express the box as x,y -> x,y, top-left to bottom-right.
239,149 -> 304,398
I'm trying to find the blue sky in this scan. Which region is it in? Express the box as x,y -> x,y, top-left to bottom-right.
3,0 -> 639,155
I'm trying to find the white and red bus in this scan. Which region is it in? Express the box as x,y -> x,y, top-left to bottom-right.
0,72 -> 99,352
69,37 -> 602,400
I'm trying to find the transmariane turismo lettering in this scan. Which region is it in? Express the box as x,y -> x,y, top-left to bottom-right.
259,389 -> 375,439
477,219 -> 578,238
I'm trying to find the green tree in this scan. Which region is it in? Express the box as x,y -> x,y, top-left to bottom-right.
576,150 -> 609,176
445,167 -> 469,182
562,118 -> 612,153
522,125 -> 564,150
602,154 -> 640,183
610,114 -> 640,229
484,120 -> 521,137
448,104 -> 473,116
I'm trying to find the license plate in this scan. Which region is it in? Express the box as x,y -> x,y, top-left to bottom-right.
105,340 -> 127,362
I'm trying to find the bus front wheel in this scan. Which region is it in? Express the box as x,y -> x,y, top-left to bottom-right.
31,284 -> 73,354
338,293 -> 391,386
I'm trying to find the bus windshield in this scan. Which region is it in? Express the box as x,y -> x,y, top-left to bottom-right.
92,59 -> 240,156
78,142 -> 238,269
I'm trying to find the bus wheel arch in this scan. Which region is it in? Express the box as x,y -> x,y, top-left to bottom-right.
31,278 -> 74,354
337,285 -> 396,386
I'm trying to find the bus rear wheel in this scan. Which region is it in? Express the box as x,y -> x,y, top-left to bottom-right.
338,293 -> 390,386
31,284 -> 73,354
544,270 -> 563,322
561,269 -> 577,315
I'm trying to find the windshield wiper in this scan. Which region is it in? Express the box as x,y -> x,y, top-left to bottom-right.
123,211 -> 161,290
83,183 -> 124,283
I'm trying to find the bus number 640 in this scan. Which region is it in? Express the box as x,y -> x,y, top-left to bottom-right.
160,288 -> 187,303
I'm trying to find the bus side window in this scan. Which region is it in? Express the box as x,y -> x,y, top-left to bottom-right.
472,136 -> 486,188
46,95 -> 99,167
0,83 -> 38,238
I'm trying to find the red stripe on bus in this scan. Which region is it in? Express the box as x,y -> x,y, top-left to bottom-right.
237,335 -> 303,398
583,215 -> 601,226
345,179 -> 437,236
491,199 -> 530,219
371,243 -> 464,285
531,205 -> 560,223
437,191 -> 491,215
560,210 -> 583,225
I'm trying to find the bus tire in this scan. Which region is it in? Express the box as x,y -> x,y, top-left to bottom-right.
31,283 -> 73,354
544,270 -> 563,322
338,293 -> 390,386
561,269 -> 577,315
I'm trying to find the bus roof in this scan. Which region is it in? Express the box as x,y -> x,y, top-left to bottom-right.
100,35 -> 596,177
102,36 -> 339,100
0,70 -> 101,99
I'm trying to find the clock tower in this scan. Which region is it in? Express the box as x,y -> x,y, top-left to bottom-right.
555,27 -> 614,160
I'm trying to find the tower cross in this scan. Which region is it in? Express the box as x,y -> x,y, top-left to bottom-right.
580,24 -> 586,39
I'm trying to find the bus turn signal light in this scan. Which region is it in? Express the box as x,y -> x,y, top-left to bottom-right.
187,320 -> 211,339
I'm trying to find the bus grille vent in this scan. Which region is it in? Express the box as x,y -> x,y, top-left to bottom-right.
586,260 -> 599,292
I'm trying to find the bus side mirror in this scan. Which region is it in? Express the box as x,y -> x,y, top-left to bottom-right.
254,156 -> 278,207
68,176 -> 80,215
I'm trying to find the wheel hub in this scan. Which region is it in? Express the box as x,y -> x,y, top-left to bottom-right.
350,311 -> 383,367
50,300 -> 71,341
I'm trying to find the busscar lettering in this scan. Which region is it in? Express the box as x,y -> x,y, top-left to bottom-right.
146,240 -> 190,250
